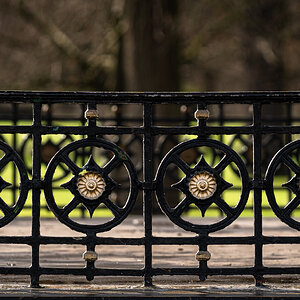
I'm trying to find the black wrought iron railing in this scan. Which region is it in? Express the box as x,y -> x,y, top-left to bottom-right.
0,91 -> 300,287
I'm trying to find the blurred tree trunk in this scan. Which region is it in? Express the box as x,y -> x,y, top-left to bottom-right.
120,0 -> 180,213
242,0 -> 286,91
241,0 -> 288,171
123,0 -> 179,91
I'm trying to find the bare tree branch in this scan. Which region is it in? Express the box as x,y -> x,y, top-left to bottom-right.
11,0 -> 107,86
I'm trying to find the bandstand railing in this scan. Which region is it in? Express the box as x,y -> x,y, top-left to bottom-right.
0,91 -> 299,287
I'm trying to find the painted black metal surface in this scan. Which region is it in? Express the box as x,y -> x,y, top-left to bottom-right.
0,141 -> 29,227
155,138 -> 249,233
44,138 -> 138,233
0,92 -> 299,287
266,139 -> 300,231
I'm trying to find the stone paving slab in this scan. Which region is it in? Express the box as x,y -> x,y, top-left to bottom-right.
0,216 -> 300,297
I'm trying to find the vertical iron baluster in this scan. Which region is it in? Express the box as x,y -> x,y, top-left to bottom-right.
143,103 -> 153,286
286,103 -> 292,209
85,232 -> 97,281
219,103 -> 225,218
80,104 -> 86,218
253,103 -> 263,286
31,102 -> 42,288
198,233 -> 209,281
12,103 -> 17,205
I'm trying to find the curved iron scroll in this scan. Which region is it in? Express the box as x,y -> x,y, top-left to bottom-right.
0,141 -> 29,227
266,140 -> 300,230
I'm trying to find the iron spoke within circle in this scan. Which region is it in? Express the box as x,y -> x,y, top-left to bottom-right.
61,153 -> 81,175
0,153 -> 13,172
103,156 -> 123,175
282,155 -> 300,174
0,197 -> 12,216
102,198 -> 123,217
172,196 -> 193,217
171,154 -> 191,175
61,197 -> 81,217
214,154 -> 233,174
282,196 -> 300,217
214,197 -> 235,217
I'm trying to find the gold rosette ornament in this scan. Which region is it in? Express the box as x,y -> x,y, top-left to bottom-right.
189,171 -> 217,200
77,172 -> 106,200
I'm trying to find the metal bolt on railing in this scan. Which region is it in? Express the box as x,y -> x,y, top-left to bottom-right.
196,250 -> 211,262
82,250 -> 98,262
84,109 -> 99,120
194,109 -> 209,120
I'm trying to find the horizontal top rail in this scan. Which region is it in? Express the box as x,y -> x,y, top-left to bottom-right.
1,91 -> 300,104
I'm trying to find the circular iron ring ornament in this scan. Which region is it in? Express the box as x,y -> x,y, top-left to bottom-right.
0,141 -> 29,227
155,139 -> 250,233
266,140 -> 300,230
44,138 -> 138,234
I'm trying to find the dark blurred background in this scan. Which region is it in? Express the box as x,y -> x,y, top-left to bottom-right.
0,0 -> 299,92
0,0 -> 299,217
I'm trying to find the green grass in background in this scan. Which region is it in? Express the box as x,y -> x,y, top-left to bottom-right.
0,120 -> 296,219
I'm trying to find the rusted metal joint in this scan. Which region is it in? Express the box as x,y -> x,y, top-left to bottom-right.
85,109 -> 99,120
194,109 -> 209,120
196,250 -> 211,261
82,250 -> 98,262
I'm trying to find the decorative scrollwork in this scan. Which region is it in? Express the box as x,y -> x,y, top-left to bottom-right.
266,140 -> 300,230
0,141 -> 29,227
44,138 -> 138,234
155,139 -> 250,233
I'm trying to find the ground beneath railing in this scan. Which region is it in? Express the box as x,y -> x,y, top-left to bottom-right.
1,216 -> 300,298
1,277 -> 300,298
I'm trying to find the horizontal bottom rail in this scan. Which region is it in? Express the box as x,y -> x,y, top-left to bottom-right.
1,266 -> 300,278
0,235 -> 300,245
40,267 -> 144,276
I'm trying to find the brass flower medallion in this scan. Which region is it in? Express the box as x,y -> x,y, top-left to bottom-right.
189,171 -> 217,200
77,172 -> 106,200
